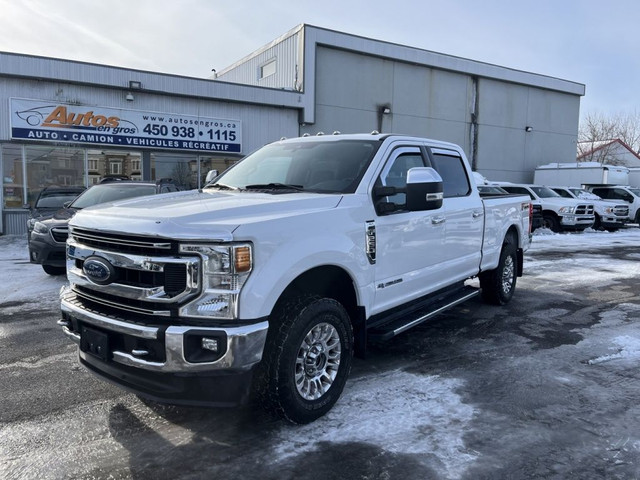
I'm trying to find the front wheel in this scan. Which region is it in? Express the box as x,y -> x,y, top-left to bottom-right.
479,235 -> 517,305
542,214 -> 560,232
42,264 -> 65,276
257,295 -> 353,424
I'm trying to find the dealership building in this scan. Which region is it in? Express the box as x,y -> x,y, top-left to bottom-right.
0,24 -> 585,234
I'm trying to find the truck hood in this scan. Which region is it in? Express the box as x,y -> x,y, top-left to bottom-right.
69,189 -> 343,240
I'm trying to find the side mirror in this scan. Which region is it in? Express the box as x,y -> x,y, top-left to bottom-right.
405,167 -> 443,211
205,170 -> 219,184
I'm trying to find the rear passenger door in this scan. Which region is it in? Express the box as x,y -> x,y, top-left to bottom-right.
429,148 -> 484,281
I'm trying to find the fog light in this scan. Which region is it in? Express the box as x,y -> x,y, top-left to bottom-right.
201,337 -> 219,352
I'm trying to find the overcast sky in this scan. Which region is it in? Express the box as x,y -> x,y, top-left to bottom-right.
0,0 -> 636,120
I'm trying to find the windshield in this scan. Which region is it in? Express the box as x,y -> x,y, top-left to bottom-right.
35,192 -> 82,208
530,186 -> 561,198
208,139 -> 381,193
70,184 -> 156,209
569,188 -> 600,200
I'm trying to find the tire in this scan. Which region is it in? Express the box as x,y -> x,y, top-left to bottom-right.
480,234 -> 517,306
542,214 -> 560,232
42,264 -> 65,276
256,295 -> 353,424
593,214 -> 602,230
635,210 -> 640,225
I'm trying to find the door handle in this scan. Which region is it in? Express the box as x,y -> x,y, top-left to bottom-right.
472,210 -> 483,218
431,216 -> 446,225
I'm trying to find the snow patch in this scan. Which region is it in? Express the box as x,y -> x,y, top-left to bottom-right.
272,370 -> 477,479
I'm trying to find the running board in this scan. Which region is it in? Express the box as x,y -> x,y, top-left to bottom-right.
367,286 -> 480,342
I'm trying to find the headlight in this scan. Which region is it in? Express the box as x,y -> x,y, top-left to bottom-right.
178,243 -> 253,319
558,206 -> 576,214
33,221 -> 50,234
603,207 -> 613,214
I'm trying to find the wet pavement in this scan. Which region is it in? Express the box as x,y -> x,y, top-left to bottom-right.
1,235 -> 640,479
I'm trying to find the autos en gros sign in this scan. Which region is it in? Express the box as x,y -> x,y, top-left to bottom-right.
10,98 -> 243,153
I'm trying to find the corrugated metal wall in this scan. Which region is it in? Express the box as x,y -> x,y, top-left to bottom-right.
217,30 -> 302,91
3,210 -> 28,236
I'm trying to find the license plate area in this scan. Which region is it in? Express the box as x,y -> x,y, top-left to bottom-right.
80,326 -> 109,361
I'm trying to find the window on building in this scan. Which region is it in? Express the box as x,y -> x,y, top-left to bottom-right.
2,144 -> 24,208
260,59 -> 277,79
88,159 -> 98,171
109,159 -> 123,175
25,146 -> 84,208
151,152 -> 197,190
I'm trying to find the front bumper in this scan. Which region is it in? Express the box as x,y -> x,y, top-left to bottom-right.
59,285 -> 269,405
559,214 -> 595,228
28,235 -> 65,267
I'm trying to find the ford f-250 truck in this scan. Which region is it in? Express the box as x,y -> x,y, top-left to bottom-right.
59,133 -> 531,423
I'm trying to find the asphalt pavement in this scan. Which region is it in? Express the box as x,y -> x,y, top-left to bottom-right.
1,234 -> 639,479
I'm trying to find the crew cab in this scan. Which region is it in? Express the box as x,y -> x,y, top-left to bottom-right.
495,183 -> 595,232
548,186 -> 629,231
59,133 -> 531,423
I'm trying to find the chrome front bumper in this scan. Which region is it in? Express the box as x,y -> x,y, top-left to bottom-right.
59,285 -> 268,373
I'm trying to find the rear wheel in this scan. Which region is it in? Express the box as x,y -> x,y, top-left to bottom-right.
256,295 -> 353,424
480,234 -> 517,305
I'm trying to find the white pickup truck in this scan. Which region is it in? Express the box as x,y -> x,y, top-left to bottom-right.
495,183 -> 595,232
59,133 -> 531,423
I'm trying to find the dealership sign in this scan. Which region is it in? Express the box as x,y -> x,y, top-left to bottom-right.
10,98 -> 242,153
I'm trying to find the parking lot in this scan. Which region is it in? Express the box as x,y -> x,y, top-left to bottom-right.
1,229 -> 640,480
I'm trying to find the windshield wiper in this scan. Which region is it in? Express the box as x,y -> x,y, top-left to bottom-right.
205,183 -> 240,191
244,183 -> 304,191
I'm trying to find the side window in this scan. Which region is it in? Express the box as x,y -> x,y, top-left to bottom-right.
591,188 -> 605,198
430,152 -> 471,198
376,148 -> 425,212
502,186 -> 535,200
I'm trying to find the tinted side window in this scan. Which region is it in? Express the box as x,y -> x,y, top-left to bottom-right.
591,188 -> 609,199
554,189 -> 572,199
376,147 -> 425,212
501,186 -> 535,201
430,153 -> 470,198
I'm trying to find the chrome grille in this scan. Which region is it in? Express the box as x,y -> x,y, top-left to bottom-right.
613,205 -> 629,217
67,231 -> 201,321
70,227 -> 177,255
575,204 -> 594,215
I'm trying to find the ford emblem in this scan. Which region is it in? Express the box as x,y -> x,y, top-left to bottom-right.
83,256 -> 116,285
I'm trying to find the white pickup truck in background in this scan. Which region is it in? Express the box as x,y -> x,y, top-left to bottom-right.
548,186 -> 629,231
495,183 -> 595,232
59,133 -> 531,423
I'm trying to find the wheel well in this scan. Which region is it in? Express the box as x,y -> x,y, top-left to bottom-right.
505,225 -> 518,246
504,225 -> 523,277
273,266 -> 359,321
542,210 -> 558,218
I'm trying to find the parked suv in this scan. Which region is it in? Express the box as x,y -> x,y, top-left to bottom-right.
26,185 -> 86,238
496,183 -> 595,232
588,186 -> 640,225
549,186 -> 629,231
29,179 -> 180,275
